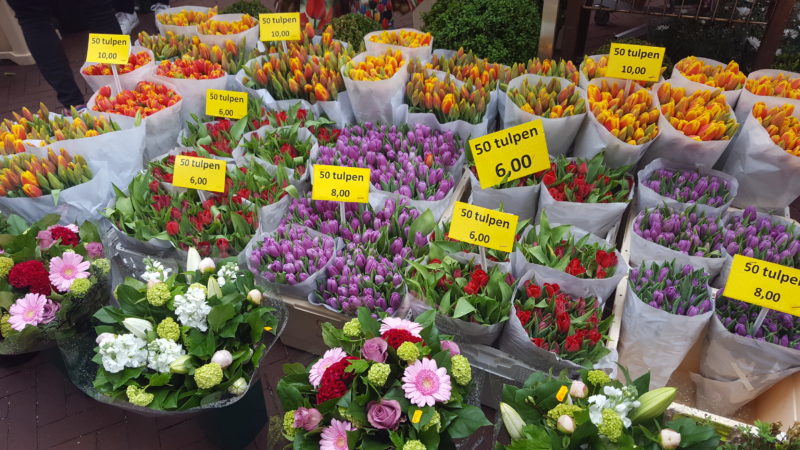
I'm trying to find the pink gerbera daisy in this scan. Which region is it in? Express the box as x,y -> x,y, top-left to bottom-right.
402,358 -> 452,407
48,251 -> 90,292
319,419 -> 354,450
8,293 -> 49,331
309,347 -> 347,388
379,317 -> 423,338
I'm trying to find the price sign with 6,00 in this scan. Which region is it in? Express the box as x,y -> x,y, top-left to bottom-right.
172,155 -> 227,193
448,202 -> 519,253
470,119 -> 550,189
312,165 -> 371,203
605,43 -> 665,82
86,33 -> 130,65
259,13 -> 301,41
723,254 -> 800,317
205,89 -> 247,119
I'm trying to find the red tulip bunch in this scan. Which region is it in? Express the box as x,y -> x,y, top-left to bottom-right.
155,57 -> 226,79
91,82 -> 181,118
541,153 -> 633,203
82,51 -> 152,76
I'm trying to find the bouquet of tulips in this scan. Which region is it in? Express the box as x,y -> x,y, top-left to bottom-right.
499,370 -> 719,448
155,57 -> 225,80
507,58 -> 581,86
424,220 -> 522,265
82,50 -> 153,76
467,162 -> 545,222
364,28 -> 432,63
0,150 -> 91,198
752,102 -> 800,156
183,37 -> 254,75
196,14 -> 256,35
154,55 -> 229,121
235,125 -> 317,180
620,261 -> 713,387
428,48 -> 507,90
735,70 -> 800,121
404,66 -> 490,125
344,49 -> 407,124
499,275 -> 611,369
1,104 -> 121,153
155,5 -> 218,32
345,49 -> 404,82
135,31 -> 193,61
277,311 -> 489,449
180,95 -> 268,156
672,56 -> 745,108
80,47 -> 157,92
90,82 -> 181,119
581,54 -> 664,87
0,214 -> 109,354
637,159 -> 737,216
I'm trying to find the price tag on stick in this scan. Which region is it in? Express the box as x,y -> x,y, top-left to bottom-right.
86,33 -> 130,65
259,13 -> 301,42
206,89 -> 247,119
312,165 -> 371,203
605,43 -> 665,82
172,155 -> 227,193
449,202 -> 519,253
723,254 -> 800,317
470,120 -> 550,189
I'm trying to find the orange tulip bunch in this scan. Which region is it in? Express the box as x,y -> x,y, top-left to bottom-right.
587,80 -> 659,144
752,102 -> 800,156
82,51 -> 152,76
345,49 -> 404,81
674,56 -> 745,91
136,31 -> 195,61
0,149 -> 92,198
242,25 -> 352,103
583,55 -> 664,86
91,82 -> 182,118
156,57 -> 226,79
368,29 -> 432,48
405,70 -> 489,124
197,14 -> 257,35
656,83 -> 739,141
426,48 -> 505,90
508,78 -> 585,118
746,73 -> 800,99
508,58 -> 580,85
156,6 -> 217,26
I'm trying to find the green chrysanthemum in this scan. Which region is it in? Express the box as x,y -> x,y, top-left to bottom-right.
156,317 -> 180,341
0,257 -> 14,278
546,403 -> 583,426
92,258 -> 110,275
598,408 -> 623,442
342,318 -> 361,337
146,282 -> 171,306
126,385 -> 154,407
367,363 -> 390,386
0,313 -> 16,338
69,278 -> 92,297
451,354 -> 472,386
283,410 -> 296,439
194,363 -> 223,389
403,440 -> 426,450
397,341 -> 420,362
587,370 -> 611,386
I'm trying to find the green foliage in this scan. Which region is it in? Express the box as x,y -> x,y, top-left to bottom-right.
423,0 -> 542,65
773,51 -> 800,73
330,13 -> 380,50
721,421 -> 800,449
593,37 -> 674,74
222,0 -> 269,16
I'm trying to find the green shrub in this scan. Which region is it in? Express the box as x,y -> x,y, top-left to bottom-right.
222,0 -> 270,16
330,13 -> 381,50
423,0 -> 542,65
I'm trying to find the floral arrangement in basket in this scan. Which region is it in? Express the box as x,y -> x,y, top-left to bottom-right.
277,309 -> 490,449
0,214 -> 109,352
499,370 -> 720,448
92,252 -> 277,410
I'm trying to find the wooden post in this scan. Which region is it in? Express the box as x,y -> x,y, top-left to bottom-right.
559,0 -> 592,60
753,0 -> 795,70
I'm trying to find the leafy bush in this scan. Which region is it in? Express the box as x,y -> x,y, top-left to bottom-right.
773,52 -> 800,73
222,0 -> 270,16
593,37 -> 674,74
423,0 -> 542,65
330,13 -> 380,50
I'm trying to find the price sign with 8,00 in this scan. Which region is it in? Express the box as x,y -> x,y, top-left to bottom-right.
723,254 -> 800,317
312,165 -> 371,203
172,155 -> 227,193
448,202 -> 519,253
86,33 -> 130,65
259,13 -> 301,41
205,89 -> 247,119
605,43 -> 665,82
470,120 -> 550,189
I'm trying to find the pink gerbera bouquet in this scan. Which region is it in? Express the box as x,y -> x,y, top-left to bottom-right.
0,213 -> 109,354
276,309 -> 490,449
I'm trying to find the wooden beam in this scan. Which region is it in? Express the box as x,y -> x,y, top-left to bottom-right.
559,0 -> 592,60
753,0 -> 795,69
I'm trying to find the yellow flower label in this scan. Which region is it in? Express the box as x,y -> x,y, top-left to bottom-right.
411,409 -> 423,424
556,385 -> 569,402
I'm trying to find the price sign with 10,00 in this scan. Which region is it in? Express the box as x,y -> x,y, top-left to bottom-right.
86,33 -> 130,65
723,254 -> 800,317
172,155 -> 227,193
605,43 -> 665,82
259,13 -> 301,41
312,165 -> 371,203
448,202 -> 519,253
470,119 -> 550,189
205,89 -> 247,119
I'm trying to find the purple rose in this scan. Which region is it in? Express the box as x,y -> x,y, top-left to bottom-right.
366,399 -> 401,430
85,242 -> 104,258
293,407 -> 322,431
441,340 -> 460,356
361,337 -> 388,363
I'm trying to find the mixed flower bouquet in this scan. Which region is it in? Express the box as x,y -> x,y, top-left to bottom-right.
0,214 -> 109,354
277,310 -> 490,449
91,253 -> 278,411
499,370 -> 719,448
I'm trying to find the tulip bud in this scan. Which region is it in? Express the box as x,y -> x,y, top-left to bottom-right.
198,257 -> 216,273
569,380 -> 588,398
211,349 -> 233,369
556,415 -> 575,434
659,428 -> 681,449
247,289 -> 262,305
170,355 -> 193,374
122,318 -> 153,340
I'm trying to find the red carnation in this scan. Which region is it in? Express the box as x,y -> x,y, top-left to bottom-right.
564,333 -> 583,352
166,221 -> 180,236
524,281 -> 541,299
50,226 -> 79,247
381,329 -> 423,350
516,309 -> 532,327
595,250 -> 617,269
565,258 -> 586,277
316,356 -> 358,404
556,311 -> 571,334
8,260 -> 51,295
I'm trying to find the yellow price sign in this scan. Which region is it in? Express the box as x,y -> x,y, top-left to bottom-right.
312,165 -> 371,203
470,120 -> 550,189
259,13 -> 301,41
605,43 -> 665,82
449,202 -> 519,252
86,33 -> 130,65
723,254 -> 800,317
205,89 -> 247,119
172,155 -> 227,193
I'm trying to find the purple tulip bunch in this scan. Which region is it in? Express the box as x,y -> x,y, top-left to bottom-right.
316,242 -> 406,316
629,261 -> 712,316
643,168 -> 733,207
722,206 -> 800,266
717,292 -> 800,349
249,225 -> 336,284
634,205 -> 723,258
315,123 -> 462,201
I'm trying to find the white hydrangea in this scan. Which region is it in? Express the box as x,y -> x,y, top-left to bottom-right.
141,258 -> 172,284
146,338 -> 186,373
216,262 -> 240,287
588,385 -> 641,429
98,333 -> 148,373
173,285 -> 212,331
